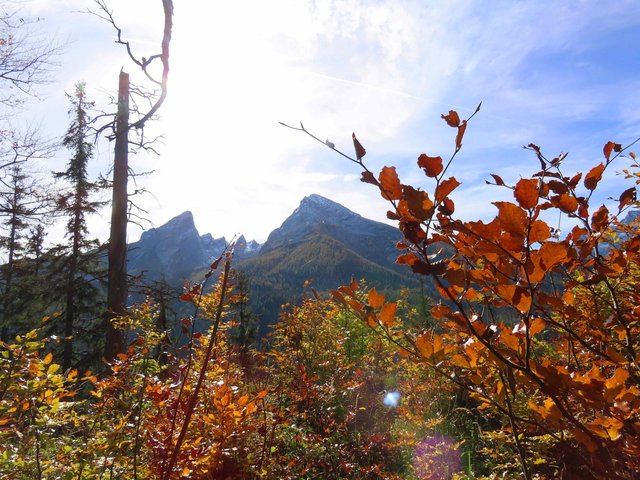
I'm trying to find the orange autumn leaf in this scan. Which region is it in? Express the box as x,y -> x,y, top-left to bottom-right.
378,166 -> 402,200
584,163 -> 605,190
379,302 -> 396,328
368,288 -> 385,309
435,176 -> 461,202
417,153 -> 443,177
494,201 -> 527,236
514,178 -> 539,209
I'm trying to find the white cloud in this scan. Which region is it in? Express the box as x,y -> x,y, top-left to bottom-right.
10,0 -> 640,244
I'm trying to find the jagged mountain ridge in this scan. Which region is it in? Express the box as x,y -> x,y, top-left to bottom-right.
127,211 -> 259,283
127,194 -> 420,332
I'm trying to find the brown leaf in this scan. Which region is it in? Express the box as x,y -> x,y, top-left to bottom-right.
603,141 -> 622,161
591,205 -> 609,232
416,333 -> 433,358
455,120 -> 467,150
417,154 -> 443,177
403,185 -> 434,220
618,187 -> 636,210
584,163 -> 605,190
441,110 -> 460,127
438,197 -> 455,215
435,177 -> 461,202
489,173 -> 504,186
352,132 -> 366,160
496,285 -> 532,313
360,171 -> 377,185
547,180 -> 568,195
378,166 -> 402,200
514,178 -> 539,209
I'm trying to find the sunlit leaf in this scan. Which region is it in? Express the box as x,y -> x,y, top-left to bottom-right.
378,166 -> 402,200
417,153 -> 443,177
435,177 -> 461,202
368,288 -> 385,309
379,302 -> 396,328
441,110 -> 460,127
584,163 -> 605,190
514,178 -> 539,209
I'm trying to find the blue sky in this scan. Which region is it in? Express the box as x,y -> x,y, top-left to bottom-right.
19,0 -> 640,243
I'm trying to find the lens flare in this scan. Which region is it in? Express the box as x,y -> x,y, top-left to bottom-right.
383,391 -> 401,407
413,434 -> 460,479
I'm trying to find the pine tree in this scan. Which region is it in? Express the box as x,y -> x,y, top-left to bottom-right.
0,164 -> 51,339
53,82 -> 105,370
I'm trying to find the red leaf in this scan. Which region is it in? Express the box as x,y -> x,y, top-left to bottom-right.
584,163 -> 605,190
441,110 -> 461,127
352,132 -> 366,160
435,177 -> 461,202
603,141 -> 622,161
180,293 -> 193,302
417,154 -> 443,177
455,121 -> 467,150
360,171 -> 377,185
378,166 -> 402,200
514,178 -> 539,209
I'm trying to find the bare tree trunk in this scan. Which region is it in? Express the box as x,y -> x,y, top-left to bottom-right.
104,70 -> 129,361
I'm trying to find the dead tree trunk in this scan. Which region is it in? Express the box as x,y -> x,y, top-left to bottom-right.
104,70 -> 129,361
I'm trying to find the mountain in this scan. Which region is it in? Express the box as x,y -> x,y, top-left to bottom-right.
127,212 -> 260,284
236,194 -> 419,333
126,194 -> 421,335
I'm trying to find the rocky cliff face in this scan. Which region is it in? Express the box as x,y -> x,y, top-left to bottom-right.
127,211 -> 259,283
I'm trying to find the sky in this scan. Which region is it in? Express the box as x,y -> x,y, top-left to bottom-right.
14,0 -> 640,244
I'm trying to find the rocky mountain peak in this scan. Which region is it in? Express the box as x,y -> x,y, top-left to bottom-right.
140,210 -> 196,242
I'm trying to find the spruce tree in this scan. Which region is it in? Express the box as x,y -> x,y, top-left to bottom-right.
53,83 -> 104,370
0,164 -> 51,339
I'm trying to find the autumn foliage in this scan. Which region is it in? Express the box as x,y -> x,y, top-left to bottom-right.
332,109 -> 640,478
1,107 -> 639,479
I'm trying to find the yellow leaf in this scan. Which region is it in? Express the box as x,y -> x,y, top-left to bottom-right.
43,352 -> 53,365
